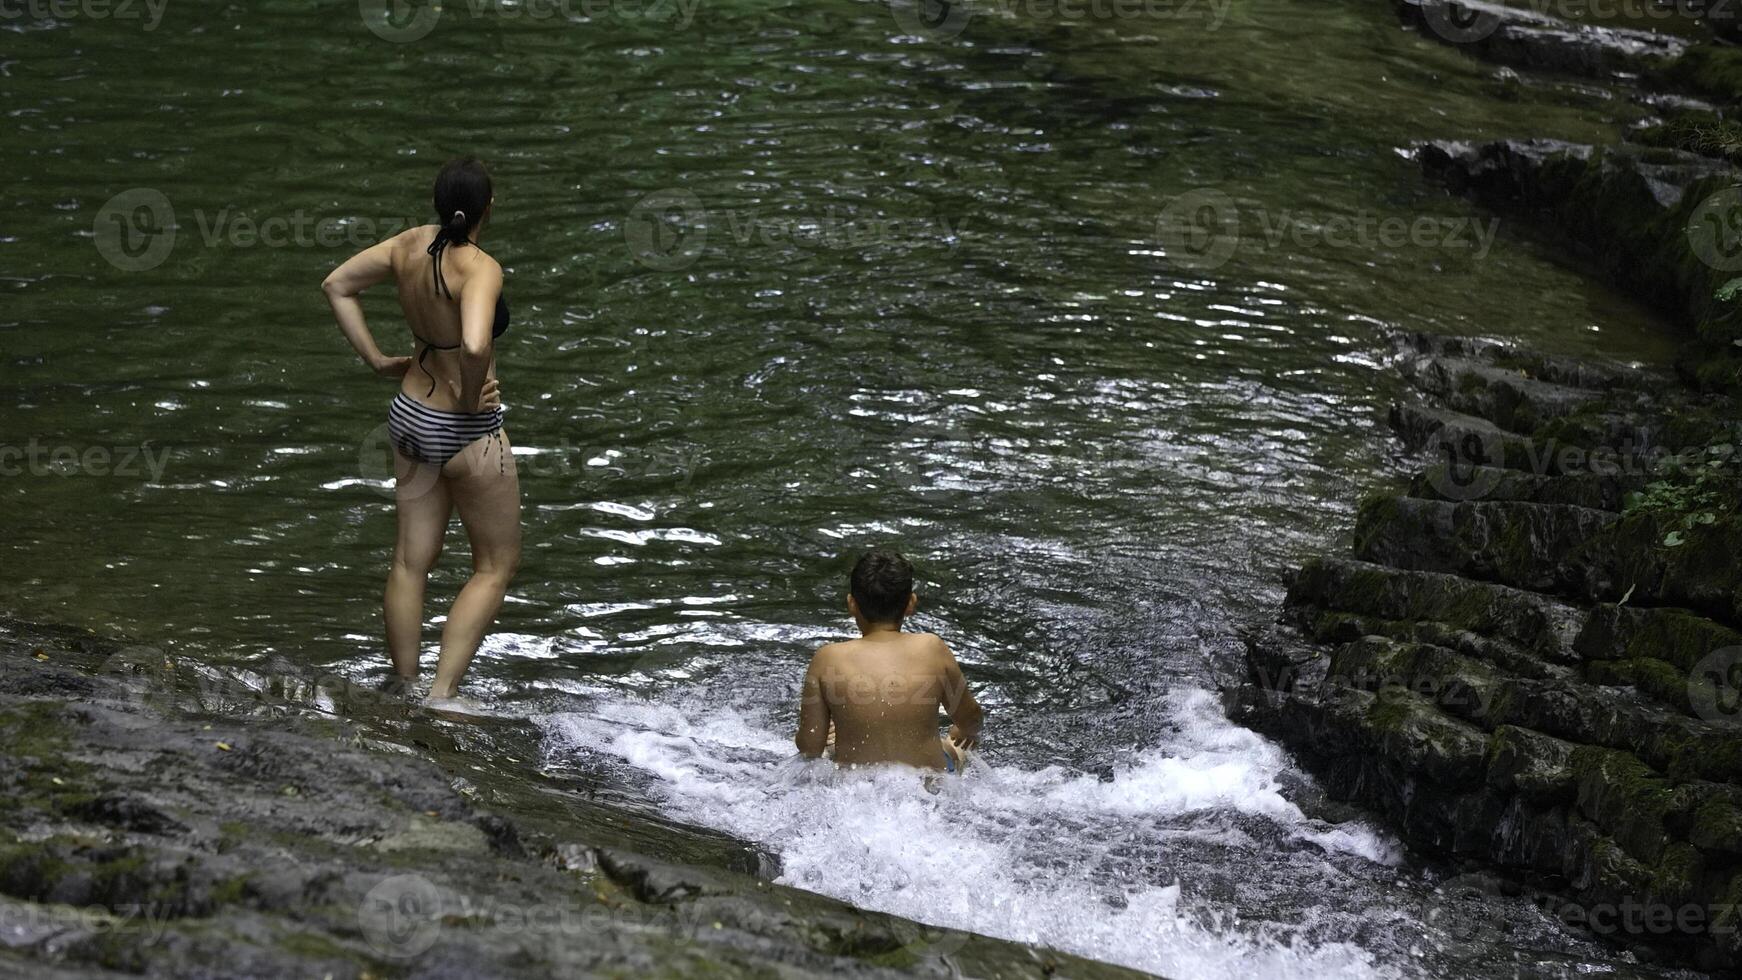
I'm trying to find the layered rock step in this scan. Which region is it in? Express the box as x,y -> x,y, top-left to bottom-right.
1233,332 -> 1742,971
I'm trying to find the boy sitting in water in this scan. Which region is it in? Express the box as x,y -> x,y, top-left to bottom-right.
796,550 -> 983,772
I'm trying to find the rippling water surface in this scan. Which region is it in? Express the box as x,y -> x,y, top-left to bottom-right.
0,0 -> 1701,976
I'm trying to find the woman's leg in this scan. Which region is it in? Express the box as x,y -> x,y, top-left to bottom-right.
387,450 -> 452,679
430,431 -> 521,699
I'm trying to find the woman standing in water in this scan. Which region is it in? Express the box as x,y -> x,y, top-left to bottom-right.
321,157 -> 520,700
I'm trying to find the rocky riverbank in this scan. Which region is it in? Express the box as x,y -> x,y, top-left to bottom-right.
1230,329 -> 1742,971
1232,29 -> 1742,968
0,619 -> 1153,980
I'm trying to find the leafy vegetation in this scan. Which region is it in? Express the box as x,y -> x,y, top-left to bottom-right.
1623,442 -> 1738,547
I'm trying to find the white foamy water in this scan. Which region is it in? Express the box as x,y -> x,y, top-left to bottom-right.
538,686 -> 1413,979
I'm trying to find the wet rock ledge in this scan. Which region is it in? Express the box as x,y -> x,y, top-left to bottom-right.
0,620 -> 1152,980
1231,332 -> 1742,971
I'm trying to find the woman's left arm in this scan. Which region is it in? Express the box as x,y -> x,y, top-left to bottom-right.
322,236 -> 410,378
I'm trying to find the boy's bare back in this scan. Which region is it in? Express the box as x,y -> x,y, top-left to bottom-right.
798,631 -> 975,771
796,549 -> 983,771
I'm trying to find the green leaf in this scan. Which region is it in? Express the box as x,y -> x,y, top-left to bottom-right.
1664,530 -> 1686,548
1717,278 -> 1742,302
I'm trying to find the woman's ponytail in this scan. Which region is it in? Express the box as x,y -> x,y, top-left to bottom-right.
428,157 -> 494,297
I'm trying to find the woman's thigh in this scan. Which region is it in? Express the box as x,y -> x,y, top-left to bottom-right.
393,450 -> 452,567
442,429 -> 520,573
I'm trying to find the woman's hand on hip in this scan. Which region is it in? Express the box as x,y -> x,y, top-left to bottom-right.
476,378 -> 502,412
371,354 -> 412,379
442,376 -> 502,412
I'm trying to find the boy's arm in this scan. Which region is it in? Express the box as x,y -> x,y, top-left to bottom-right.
795,648 -> 831,758
937,639 -> 983,749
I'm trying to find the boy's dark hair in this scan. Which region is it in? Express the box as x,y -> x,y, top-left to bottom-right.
850,550 -> 914,625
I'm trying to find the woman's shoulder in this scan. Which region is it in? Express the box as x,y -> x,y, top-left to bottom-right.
466,245 -> 503,273
458,247 -> 504,289
385,224 -> 439,260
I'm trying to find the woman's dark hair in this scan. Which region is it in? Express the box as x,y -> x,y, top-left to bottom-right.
850,549 -> 914,625
428,156 -> 493,296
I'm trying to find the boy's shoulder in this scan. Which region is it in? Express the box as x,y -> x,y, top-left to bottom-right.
812,632 -> 950,656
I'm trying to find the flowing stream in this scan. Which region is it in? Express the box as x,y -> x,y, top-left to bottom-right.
0,0 -> 1702,975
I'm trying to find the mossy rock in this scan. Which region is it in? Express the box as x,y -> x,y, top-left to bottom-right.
1571,747 -> 1682,865
1657,42 -> 1742,106
1485,724 -> 1578,803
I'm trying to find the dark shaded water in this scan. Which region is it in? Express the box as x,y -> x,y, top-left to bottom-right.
1,0 -> 1698,976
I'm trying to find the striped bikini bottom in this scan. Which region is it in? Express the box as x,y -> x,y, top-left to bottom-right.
387,393 -> 506,470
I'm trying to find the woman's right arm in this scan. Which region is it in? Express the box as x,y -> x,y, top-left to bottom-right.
455,259 -> 503,410
322,236 -> 410,378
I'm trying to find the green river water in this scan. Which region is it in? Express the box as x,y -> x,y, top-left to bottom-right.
0,1 -> 1703,977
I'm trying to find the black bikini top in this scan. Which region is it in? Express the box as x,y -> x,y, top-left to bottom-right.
412,227 -> 509,397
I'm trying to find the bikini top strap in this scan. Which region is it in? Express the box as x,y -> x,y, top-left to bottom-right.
419,224 -> 474,397
426,225 -> 475,300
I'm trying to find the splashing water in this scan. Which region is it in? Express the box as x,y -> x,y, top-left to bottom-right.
540,686 -> 1410,979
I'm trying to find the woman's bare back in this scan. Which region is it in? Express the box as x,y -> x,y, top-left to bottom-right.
389,225 -> 501,412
